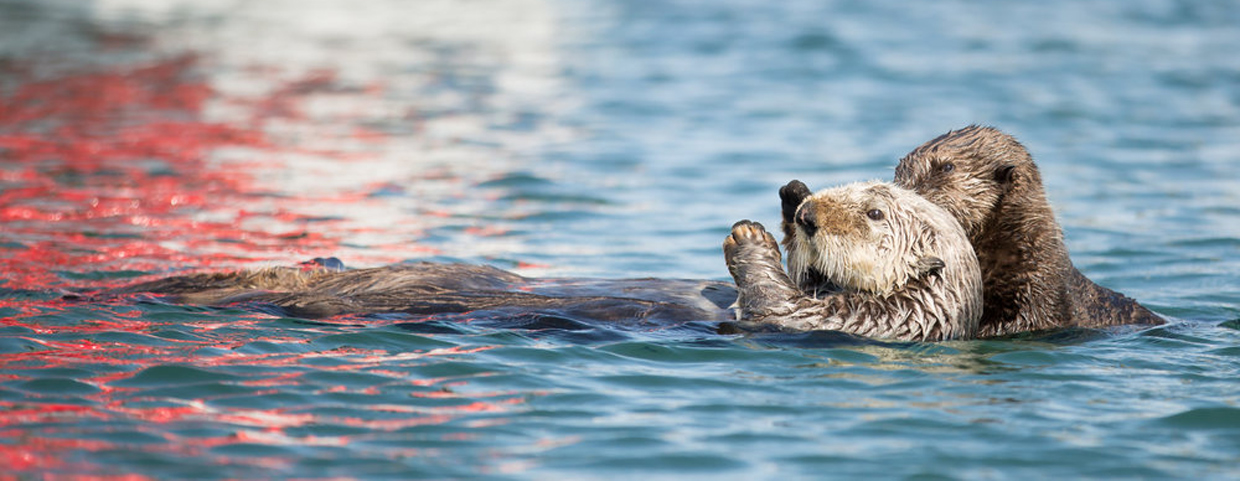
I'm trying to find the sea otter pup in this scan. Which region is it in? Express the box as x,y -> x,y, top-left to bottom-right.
725,181 -> 982,341
883,125 -> 1163,337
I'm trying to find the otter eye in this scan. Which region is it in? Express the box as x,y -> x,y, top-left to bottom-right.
939,162 -> 955,174
866,209 -> 884,221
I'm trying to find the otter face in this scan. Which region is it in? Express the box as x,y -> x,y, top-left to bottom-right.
892,125 -> 1033,239
786,181 -> 951,297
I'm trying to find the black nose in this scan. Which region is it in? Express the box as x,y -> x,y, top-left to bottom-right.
795,203 -> 817,236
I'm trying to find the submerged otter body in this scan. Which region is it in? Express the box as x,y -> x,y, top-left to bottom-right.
892,125 -> 1163,337
726,181 -> 983,341
108,262 -> 738,325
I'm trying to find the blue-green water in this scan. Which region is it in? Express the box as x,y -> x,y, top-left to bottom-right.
2,0 -> 1239,478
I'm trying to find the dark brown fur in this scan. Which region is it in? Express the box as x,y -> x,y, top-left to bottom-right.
890,125 -> 1163,337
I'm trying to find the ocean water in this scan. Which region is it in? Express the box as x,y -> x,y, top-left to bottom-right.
2,0 -> 1239,478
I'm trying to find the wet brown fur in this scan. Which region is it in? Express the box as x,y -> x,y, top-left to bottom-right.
891,125 -> 1163,337
727,181 -> 982,341
106,263 -> 736,322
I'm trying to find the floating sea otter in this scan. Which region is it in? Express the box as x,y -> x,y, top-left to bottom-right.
726,181 -> 982,341
104,182 -> 983,342
889,125 -> 1163,336
102,127 -> 1161,341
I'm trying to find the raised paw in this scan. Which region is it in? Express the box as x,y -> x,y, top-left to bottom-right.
723,219 -> 780,269
727,220 -> 776,248
723,219 -> 800,318
780,180 -> 812,225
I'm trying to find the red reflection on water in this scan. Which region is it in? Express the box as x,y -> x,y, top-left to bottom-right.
0,433 -> 129,474
0,281 -> 522,460
0,49 -> 532,475
0,54 -> 275,289
0,52 -> 444,291
0,312 -> 526,473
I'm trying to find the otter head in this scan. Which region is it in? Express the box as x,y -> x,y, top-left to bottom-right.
785,181 -> 975,299
892,125 -> 1043,240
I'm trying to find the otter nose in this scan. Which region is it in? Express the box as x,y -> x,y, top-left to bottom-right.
795,203 -> 818,236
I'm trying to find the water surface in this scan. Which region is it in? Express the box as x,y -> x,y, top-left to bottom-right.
2,0 -> 1239,478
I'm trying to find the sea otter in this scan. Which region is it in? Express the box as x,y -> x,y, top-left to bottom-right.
883,125 -> 1163,337
725,181 -> 982,341
107,182 -> 980,342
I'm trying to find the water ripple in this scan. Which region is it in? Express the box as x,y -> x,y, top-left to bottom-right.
2,0 -> 1240,478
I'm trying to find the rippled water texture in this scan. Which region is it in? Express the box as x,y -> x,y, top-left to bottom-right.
3,0 -> 1239,478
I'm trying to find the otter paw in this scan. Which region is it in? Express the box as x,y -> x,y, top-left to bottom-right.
724,220 -> 797,311
723,220 -> 780,266
780,180 -> 812,224
727,219 -> 776,247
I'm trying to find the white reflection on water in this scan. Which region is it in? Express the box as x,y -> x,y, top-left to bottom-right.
89,0 -> 581,273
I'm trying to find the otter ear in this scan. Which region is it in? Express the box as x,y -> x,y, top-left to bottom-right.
914,256 -> 945,278
995,165 -> 1017,184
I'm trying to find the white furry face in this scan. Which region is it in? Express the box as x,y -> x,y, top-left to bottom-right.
786,181 -> 942,296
